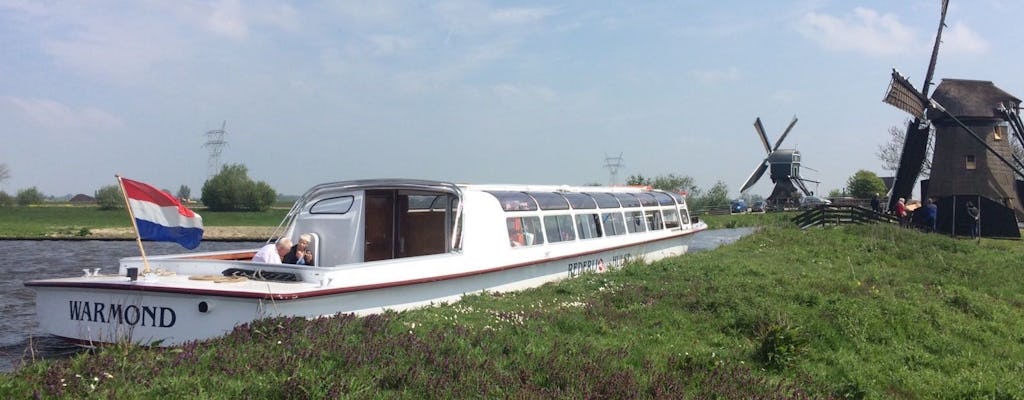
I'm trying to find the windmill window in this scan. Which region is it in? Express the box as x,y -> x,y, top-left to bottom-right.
994,125 -> 1006,141
965,155 -> 977,170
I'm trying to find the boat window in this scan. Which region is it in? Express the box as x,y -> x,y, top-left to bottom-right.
544,215 -> 576,243
635,193 -> 659,207
680,210 -> 690,225
562,192 -> 597,209
587,192 -> 621,208
507,216 -> 545,247
652,192 -> 676,206
626,211 -> 647,233
575,213 -> 602,239
309,196 -> 355,214
601,212 -> 627,236
613,193 -> 641,208
528,192 -> 570,210
646,210 -> 664,230
663,208 -> 681,229
407,194 -> 443,210
667,192 -> 686,205
489,191 -> 538,211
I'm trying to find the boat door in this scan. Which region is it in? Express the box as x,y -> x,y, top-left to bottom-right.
364,190 -> 395,262
364,189 -> 460,262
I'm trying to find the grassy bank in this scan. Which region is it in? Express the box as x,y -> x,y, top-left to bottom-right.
0,206 -> 287,239
2,217 -> 1023,399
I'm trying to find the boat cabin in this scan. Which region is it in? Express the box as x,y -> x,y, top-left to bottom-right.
275,180 -> 695,268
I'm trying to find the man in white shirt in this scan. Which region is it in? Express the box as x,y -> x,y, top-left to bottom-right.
251,238 -> 292,264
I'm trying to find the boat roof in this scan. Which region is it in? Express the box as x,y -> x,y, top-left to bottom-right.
298,179 -> 677,199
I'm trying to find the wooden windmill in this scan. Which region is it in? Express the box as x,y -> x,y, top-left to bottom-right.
739,116 -> 817,208
883,0 -> 1024,237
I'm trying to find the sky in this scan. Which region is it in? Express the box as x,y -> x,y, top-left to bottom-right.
1,0 -> 1020,199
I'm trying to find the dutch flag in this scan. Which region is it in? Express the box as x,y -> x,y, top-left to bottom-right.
120,177 -> 204,249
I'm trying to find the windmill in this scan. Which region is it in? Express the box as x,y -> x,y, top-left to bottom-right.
883,0 -> 1024,237
739,116 -> 816,208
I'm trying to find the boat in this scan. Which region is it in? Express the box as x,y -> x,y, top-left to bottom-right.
25,179 -> 708,346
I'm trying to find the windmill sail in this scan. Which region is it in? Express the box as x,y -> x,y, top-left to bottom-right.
886,0 -> 949,211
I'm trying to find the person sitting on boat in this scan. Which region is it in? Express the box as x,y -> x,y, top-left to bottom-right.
283,233 -> 315,265
251,238 -> 292,264
507,219 -> 526,246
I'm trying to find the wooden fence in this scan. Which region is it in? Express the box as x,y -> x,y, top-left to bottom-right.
792,204 -> 900,229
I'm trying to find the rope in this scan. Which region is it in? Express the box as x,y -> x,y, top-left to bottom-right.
189,275 -> 248,283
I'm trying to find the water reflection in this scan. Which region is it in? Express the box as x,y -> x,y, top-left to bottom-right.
0,240 -> 263,372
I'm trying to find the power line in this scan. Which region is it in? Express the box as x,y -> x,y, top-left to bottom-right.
603,153 -> 624,186
203,120 -> 228,178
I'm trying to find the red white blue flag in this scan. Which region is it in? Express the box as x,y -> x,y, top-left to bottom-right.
120,177 -> 204,249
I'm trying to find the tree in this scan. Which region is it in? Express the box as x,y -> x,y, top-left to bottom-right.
690,180 -> 730,210
877,121 -> 932,178
201,164 -> 277,211
0,163 -> 9,185
627,173 -> 698,193
177,185 -> 191,201
625,174 -> 649,186
0,191 -> 11,207
846,170 -> 887,199
16,187 -> 44,206
95,185 -> 123,210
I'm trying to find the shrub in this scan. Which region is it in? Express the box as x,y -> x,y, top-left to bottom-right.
94,185 -> 123,210
756,318 -> 807,370
201,164 -> 277,211
15,186 -> 43,206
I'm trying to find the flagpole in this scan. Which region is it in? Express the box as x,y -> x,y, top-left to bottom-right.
116,174 -> 153,274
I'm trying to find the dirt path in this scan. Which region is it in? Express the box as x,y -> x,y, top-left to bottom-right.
87,226 -> 275,241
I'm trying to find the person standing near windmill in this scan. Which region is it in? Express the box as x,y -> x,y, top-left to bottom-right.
924,198 -> 938,233
895,198 -> 908,227
966,201 -> 980,239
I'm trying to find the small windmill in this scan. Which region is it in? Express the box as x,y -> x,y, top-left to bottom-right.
883,0 -> 1024,237
739,116 -> 816,207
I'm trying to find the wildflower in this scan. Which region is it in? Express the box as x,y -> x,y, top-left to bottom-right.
103,372 -> 114,379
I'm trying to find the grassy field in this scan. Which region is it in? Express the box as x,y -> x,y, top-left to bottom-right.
0,206 -> 288,238
2,214 -> 1022,399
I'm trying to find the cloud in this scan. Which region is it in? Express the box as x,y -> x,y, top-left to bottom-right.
488,7 -> 558,25
0,96 -> 124,132
941,21 -> 989,55
690,66 -> 742,84
491,84 -> 556,102
42,23 -> 186,84
798,8 -> 916,56
199,0 -> 300,39
205,0 -> 249,39
366,34 -> 416,57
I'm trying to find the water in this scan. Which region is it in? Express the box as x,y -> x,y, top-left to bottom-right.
0,228 -> 753,372
0,240 -> 263,372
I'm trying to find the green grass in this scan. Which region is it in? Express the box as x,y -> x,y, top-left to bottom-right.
3,217 -> 1024,398
0,206 -> 287,238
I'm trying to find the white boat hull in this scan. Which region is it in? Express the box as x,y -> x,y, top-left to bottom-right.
31,237 -> 693,346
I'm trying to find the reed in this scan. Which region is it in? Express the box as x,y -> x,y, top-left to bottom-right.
2,216 -> 1022,399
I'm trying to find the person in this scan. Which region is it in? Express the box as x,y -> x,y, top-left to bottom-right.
870,193 -> 882,213
923,197 -> 938,232
895,198 -> 907,227
966,201 -> 980,239
283,233 -> 315,265
252,238 -> 292,264
507,219 -> 525,246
